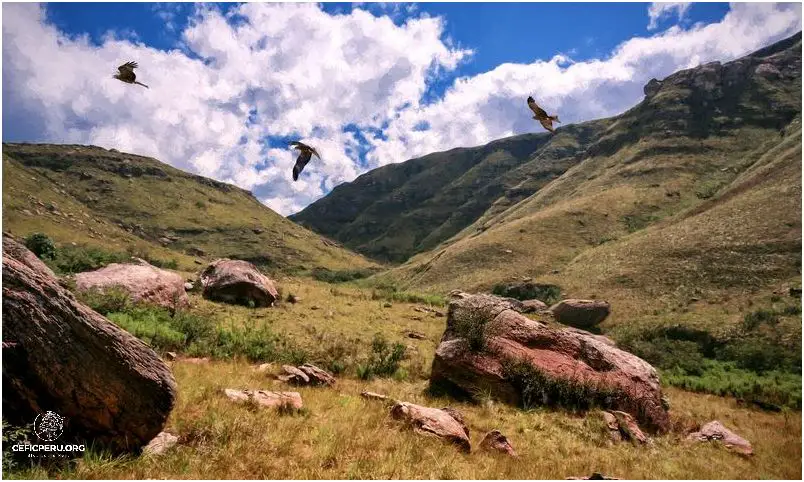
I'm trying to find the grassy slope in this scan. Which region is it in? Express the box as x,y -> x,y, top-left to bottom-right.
290,121 -> 611,263
2,143 -> 375,273
7,284 -> 801,480
378,33 -> 802,316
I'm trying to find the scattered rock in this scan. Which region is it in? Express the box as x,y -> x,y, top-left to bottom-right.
75,261 -> 190,311
184,282 -> 194,291
200,259 -> 279,307
479,430 -> 517,456
278,364 -> 336,387
186,247 -> 206,257
430,293 -> 670,432
602,410 -> 647,444
390,402 -> 471,453
519,299 -> 549,313
143,432 -> 178,456
503,249 -> 513,254
254,363 -> 274,373
252,228 -> 264,234
406,331 -> 428,340
361,391 -> 393,402
286,294 -> 300,304
643,78 -> 663,97
2,241 -> 177,453
310,305 -> 321,310
383,302 -> 393,308
223,389 -> 303,410
549,299 -> 611,329
165,352 -> 177,361
687,421 -> 753,456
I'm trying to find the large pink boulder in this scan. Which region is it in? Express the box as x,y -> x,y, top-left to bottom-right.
200,259 -> 279,307
75,260 -> 189,310
430,293 -> 670,433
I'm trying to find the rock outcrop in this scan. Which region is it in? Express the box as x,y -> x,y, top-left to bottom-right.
277,364 -> 336,387
430,293 -> 670,432
549,299 -> 611,328
389,402 -> 471,453
2,241 -> 177,453
75,261 -> 189,311
223,389 -> 303,410
479,430 -> 517,456
200,259 -> 279,307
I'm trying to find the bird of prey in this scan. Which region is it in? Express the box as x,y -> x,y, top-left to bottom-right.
527,96 -> 560,133
289,141 -> 321,181
113,61 -> 149,88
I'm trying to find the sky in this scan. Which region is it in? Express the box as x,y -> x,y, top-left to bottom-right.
3,2 -> 802,216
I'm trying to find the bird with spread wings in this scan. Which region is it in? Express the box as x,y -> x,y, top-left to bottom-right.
527,96 -> 560,133
289,141 -> 321,181
113,61 -> 149,89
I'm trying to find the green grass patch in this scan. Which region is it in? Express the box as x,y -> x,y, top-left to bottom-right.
355,334 -> 406,381
311,267 -> 380,283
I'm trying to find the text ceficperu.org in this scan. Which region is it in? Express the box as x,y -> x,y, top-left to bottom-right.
12,444 -> 86,452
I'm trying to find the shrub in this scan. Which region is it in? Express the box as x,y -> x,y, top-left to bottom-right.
356,334 -> 406,380
742,309 -> 779,331
24,233 -> 56,260
311,267 -> 379,283
491,282 -> 561,304
50,244 -> 129,275
451,307 -> 494,352
76,286 -> 132,315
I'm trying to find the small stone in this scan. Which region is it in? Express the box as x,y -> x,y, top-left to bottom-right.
480,430 -> 517,457
165,352 -> 177,361
224,388 -> 303,410
143,432 -> 178,456
383,302 -> 392,308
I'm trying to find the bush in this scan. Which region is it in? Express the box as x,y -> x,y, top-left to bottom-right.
370,287 -> 446,306
491,282 -> 561,304
76,286 -> 132,315
451,307 -> 494,352
742,309 -> 779,331
50,244 -> 129,275
356,334 -> 406,380
311,267 -> 379,283
24,233 -> 56,260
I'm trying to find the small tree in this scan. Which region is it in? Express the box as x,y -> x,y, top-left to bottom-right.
24,232 -> 56,260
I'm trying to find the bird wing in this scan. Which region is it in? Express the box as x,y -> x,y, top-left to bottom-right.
292,150 -> 313,181
539,117 -> 555,133
310,147 -> 321,159
289,141 -> 308,151
527,96 -> 548,119
118,61 -> 137,74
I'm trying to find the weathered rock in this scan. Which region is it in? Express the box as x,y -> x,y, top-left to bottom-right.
563,327 -> 617,347
602,410 -> 647,444
223,389 -> 303,410
430,293 -> 669,432
406,331 -> 428,340
278,364 -> 335,387
165,352 -> 177,361
687,421 -> 753,456
644,78 -> 663,97
549,299 -> 611,328
184,282 -> 194,291
479,430 -> 517,456
75,262 -> 190,311
567,473 -> 621,480
2,242 -> 177,453
286,294 -> 301,304
2,235 -> 56,279
200,259 -> 279,307
143,431 -> 178,456
520,299 -> 549,313
254,363 -> 274,373
390,402 -> 471,453
361,391 -> 393,402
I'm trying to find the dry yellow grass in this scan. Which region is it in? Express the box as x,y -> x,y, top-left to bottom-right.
12,360 -> 801,480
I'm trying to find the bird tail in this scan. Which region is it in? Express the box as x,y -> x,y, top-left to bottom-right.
135,81 -> 149,89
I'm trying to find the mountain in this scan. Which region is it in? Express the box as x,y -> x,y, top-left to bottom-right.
2,143 -> 375,273
293,32 -> 802,310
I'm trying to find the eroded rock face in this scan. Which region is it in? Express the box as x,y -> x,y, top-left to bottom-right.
644,78 -> 663,97
2,242 -> 177,453
430,293 -> 669,433
75,262 -> 190,310
549,299 -> 611,328
389,402 -> 471,453
520,299 -> 549,313
200,259 -> 279,307
602,410 -> 647,444
687,421 -> 753,456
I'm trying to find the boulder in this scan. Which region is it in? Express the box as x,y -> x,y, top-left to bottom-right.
602,410 -> 647,444
520,299 -> 549,313
223,389 -> 303,410
479,430 -> 517,457
687,421 -> 753,456
644,78 -> 663,97
75,262 -> 189,311
549,299 -> 611,328
2,235 -> 56,278
200,259 -> 279,307
430,293 -> 670,432
390,402 -> 471,453
2,242 -> 177,453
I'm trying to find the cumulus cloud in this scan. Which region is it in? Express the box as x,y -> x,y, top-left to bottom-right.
647,2 -> 691,30
3,3 -> 802,215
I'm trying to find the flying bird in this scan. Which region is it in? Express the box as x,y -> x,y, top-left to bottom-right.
527,96 -> 559,133
113,61 -> 149,88
289,141 -> 321,181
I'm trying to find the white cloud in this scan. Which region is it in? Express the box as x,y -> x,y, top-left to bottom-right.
3,3 -> 802,216
648,2 -> 691,31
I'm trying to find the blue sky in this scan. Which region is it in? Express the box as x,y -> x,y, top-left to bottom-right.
4,2 -> 800,215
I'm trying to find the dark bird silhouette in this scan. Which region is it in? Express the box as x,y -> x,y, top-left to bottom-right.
113,61 -> 149,88
289,141 -> 321,181
527,96 -> 559,133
